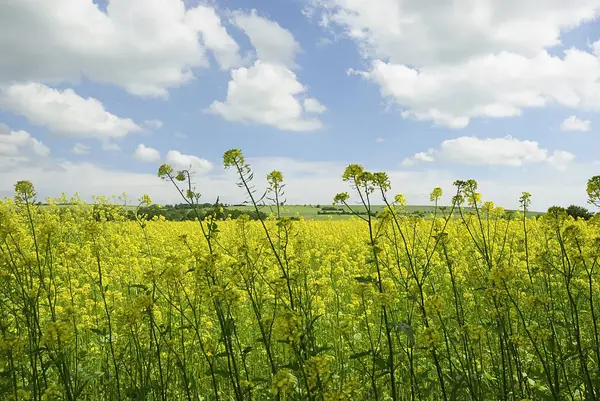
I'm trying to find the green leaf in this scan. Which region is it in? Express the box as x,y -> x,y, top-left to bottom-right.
374,357 -> 388,370
308,314 -> 323,330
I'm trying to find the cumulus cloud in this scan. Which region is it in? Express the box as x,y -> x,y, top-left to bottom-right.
402,136 -> 575,170
165,150 -> 213,173
351,50 -> 600,128
309,0 -> 600,127
232,10 -> 301,69
208,61 -> 324,131
309,0 -> 599,66
0,124 -> 51,170
210,13 -> 325,131
0,126 -> 49,157
546,150 -> 576,171
0,83 -> 141,139
133,144 -> 161,163
561,115 -> 591,131
185,5 -> 243,70
0,0 -> 241,97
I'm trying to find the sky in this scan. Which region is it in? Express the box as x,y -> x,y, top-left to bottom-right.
0,0 -> 599,210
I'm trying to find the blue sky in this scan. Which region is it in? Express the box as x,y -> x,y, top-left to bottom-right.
0,0 -> 599,210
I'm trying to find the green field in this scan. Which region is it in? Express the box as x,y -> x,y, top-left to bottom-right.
42,203 -> 543,220
229,204 -> 542,220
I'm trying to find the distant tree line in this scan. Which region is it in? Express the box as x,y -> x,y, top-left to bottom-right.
129,203 -> 268,222
85,202 -> 268,222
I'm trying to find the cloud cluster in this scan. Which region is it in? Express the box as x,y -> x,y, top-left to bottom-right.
0,124 -> 51,170
134,144 -> 161,163
561,115 -> 591,131
209,61 -> 325,131
0,0 -> 241,97
402,136 -> 575,171
165,150 -> 213,173
0,83 -> 141,139
208,10 -> 326,131
310,0 -> 600,127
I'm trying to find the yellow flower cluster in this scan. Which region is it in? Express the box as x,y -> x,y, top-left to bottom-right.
271,369 -> 298,396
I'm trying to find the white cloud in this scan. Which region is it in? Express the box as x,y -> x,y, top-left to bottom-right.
144,119 -> 164,130
351,49 -> 600,128
133,144 -> 161,163
0,0 -> 241,97
402,151 -> 434,165
0,125 -> 50,157
309,0 -> 599,66
0,162 -> 174,203
186,6 -> 243,70
0,83 -> 141,139
71,143 -> 91,155
546,150 -> 576,171
304,98 -> 327,113
208,61 -> 324,131
0,124 -> 51,170
402,136 -> 574,170
210,13 -> 325,131
233,10 -> 301,69
309,0 -> 600,127
561,115 -> 591,131
165,150 -> 213,173
375,137 -> 385,143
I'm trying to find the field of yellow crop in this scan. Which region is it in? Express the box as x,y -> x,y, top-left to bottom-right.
1,151 -> 600,401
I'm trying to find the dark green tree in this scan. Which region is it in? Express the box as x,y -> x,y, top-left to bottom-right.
566,205 -> 594,220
